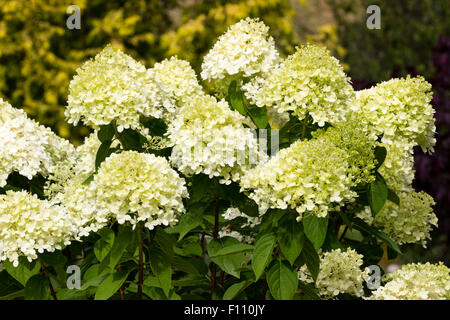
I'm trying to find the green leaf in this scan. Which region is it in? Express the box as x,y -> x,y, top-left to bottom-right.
56,288 -> 93,300
24,275 -> 50,300
368,172 -> 388,216
39,251 -> 67,268
352,218 -> 402,254
235,197 -> 259,218
166,210 -> 203,240
172,274 -> 208,287
143,276 -> 160,288
174,236 -> 203,257
374,146 -> 387,170
83,264 -> 107,281
0,269 -> 22,297
376,133 -> 384,142
322,231 -> 344,251
95,140 -> 113,170
172,256 -> 203,276
142,286 -> 180,300
80,265 -> 109,291
3,259 -> 41,286
247,106 -> 269,129
82,173 -> 94,185
94,229 -> 115,262
0,289 -> 25,300
149,246 -> 172,297
223,280 -> 252,300
266,260 -> 298,300
94,270 -> 129,300
154,227 -> 176,255
188,175 -> 212,203
298,281 -> 320,300
278,220 -> 305,265
97,124 -> 115,143
252,233 -> 276,280
303,215 -> 328,251
142,117 -> 168,137
109,228 -> 133,269
118,128 -> 143,151
349,241 -> 384,266
207,237 -> 244,278
299,237 -> 320,282
387,188 -> 400,206
259,209 -> 286,234
339,211 -> 352,230
228,80 -> 246,115
40,251 -> 68,285
209,243 -> 254,258
80,274 -> 108,291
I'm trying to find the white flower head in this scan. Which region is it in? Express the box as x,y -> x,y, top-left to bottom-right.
92,151 -> 188,230
0,191 -> 76,266
0,98 -> 76,187
201,17 -> 280,95
298,248 -> 369,298
374,191 -> 437,247
66,44 -> 175,135
168,94 -> 267,184
352,76 -> 436,153
250,44 -> 354,126
369,262 -> 450,300
45,132 -> 111,238
143,56 -> 204,124
241,135 -> 357,219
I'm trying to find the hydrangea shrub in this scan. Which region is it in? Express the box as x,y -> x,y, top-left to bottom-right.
0,18 -> 448,300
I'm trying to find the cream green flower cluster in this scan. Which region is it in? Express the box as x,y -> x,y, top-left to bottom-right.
149,56 -> 204,122
0,191 -> 75,267
92,151 -> 188,230
350,77 -> 436,248
378,142 -> 415,193
298,248 -> 369,298
312,118 -> 377,185
168,94 -> 267,184
369,262 -> 450,300
46,132 -> 101,194
66,45 -> 198,137
66,45 -> 154,132
358,191 -> 437,247
351,76 -> 435,153
240,135 -> 356,219
201,17 -> 279,95
45,132 -> 109,237
249,44 -> 354,126
0,98 -> 76,187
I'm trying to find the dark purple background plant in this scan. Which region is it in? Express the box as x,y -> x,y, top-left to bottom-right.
413,35 -> 450,262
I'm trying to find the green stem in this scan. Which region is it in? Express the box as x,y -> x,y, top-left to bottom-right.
301,121 -> 307,139
334,215 -> 343,237
38,257 -> 57,300
136,225 -> 144,300
261,280 -> 269,300
210,179 -> 220,299
339,225 -> 349,241
200,232 -> 206,256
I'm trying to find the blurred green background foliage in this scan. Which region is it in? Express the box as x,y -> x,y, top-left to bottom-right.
327,0 -> 450,83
